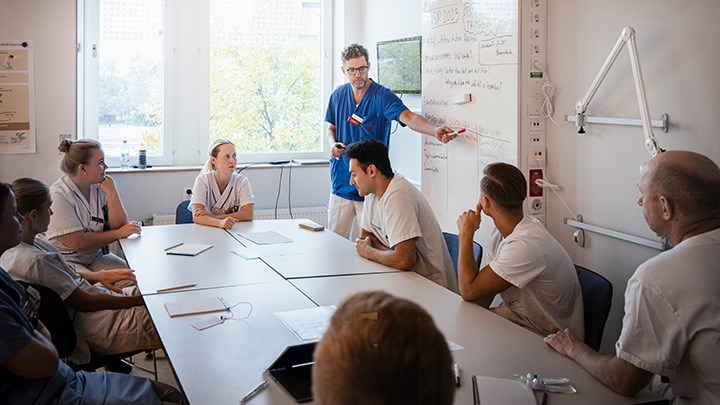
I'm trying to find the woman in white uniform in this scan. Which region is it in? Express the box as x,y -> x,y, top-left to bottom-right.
1,178 -> 160,364
45,139 -> 140,285
190,139 -> 254,229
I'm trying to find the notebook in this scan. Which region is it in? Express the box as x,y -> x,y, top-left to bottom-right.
165,243 -> 213,256
164,296 -> 228,317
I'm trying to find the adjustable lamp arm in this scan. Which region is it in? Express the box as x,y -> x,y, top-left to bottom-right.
574,27 -> 663,157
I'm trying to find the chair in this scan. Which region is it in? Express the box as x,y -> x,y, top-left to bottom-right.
575,265 -> 613,351
16,281 -> 77,358
442,232 -> 483,281
175,200 -> 193,224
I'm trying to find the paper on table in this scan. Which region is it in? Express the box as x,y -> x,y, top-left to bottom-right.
165,243 -> 213,256
474,376 -> 535,405
239,231 -> 293,245
231,245 -> 301,259
164,297 -> 228,317
275,306 -> 336,341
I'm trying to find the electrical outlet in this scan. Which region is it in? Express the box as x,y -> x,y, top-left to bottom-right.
528,96 -> 542,116
182,188 -> 193,201
530,12 -> 541,24
530,118 -> 544,132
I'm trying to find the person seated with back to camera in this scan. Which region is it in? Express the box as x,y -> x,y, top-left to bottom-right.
44,139 -> 140,289
456,162 -> 584,338
344,139 -> 457,292
0,178 -> 160,367
313,290 -> 454,405
0,182 -> 186,405
189,139 -> 254,229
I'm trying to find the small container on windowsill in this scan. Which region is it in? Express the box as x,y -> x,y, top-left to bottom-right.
138,149 -> 147,169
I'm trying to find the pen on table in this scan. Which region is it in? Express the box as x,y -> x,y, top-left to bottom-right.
471,375 -> 479,405
541,391 -> 548,405
156,283 -> 197,293
453,363 -> 461,387
239,380 -> 268,404
164,242 -> 184,251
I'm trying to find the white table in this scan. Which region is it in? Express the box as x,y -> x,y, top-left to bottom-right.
142,280 -> 319,405
229,219 -> 401,278
291,272 -> 660,405
120,223 -> 282,295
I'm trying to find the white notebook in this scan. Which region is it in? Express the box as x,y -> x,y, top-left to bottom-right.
474,376 -> 536,405
165,243 -> 213,256
164,297 -> 228,317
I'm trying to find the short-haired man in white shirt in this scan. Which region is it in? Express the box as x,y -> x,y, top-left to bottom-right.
345,139 -> 456,292
456,162 -> 584,338
544,151 -> 720,404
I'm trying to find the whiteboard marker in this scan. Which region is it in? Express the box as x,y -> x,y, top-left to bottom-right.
451,128 -> 466,136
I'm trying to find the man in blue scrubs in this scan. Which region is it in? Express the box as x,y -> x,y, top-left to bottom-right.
325,43 -> 456,239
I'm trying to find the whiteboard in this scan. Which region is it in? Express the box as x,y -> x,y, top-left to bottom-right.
421,0 -> 519,250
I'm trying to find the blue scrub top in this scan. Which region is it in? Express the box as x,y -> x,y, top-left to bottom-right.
325,80 -> 408,201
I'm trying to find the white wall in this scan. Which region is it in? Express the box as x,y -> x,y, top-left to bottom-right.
0,0 -> 75,186
545,0 -> 720,351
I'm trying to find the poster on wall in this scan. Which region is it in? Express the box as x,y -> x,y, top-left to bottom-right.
0,40 -> 35,154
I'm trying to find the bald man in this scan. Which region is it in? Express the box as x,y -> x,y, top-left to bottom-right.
544,151 -> 720,404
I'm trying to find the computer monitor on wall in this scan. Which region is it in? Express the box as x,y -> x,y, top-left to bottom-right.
376,36 -> 422,94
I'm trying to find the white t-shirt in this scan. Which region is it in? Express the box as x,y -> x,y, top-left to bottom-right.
488,215 -> 584,338
362,174 -> 456,292
616,228 -> 720,405
190,171 -> 255,215
0,238 -> 97,321
44,176 -> 108,265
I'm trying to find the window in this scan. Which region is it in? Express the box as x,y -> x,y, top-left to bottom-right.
77,0 -> 331,167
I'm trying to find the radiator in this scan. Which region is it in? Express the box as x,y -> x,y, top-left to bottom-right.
254,206 -> 328,227
151,206 -> 328,227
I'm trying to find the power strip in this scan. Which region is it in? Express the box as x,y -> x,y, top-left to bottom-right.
523,0 -> 547,224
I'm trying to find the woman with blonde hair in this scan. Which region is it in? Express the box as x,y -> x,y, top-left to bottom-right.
45,139 -> 139,287
189,139 -> 254,229
1,177 -> 160,365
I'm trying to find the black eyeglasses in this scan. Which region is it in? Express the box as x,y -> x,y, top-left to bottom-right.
345,66 -> 369,75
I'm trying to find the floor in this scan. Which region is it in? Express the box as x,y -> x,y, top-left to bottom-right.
125,349 -> 181,391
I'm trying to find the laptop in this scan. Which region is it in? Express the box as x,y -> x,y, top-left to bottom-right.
267,342 -> 317,403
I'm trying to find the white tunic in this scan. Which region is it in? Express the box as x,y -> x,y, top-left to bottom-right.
488,215 -> 584,338
190,171 -> 255,215
44,176 -> 107,266
616,228 -> 720,404
362,174 -> 456,292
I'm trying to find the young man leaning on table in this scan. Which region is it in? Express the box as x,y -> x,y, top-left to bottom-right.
545,151 -> 720,404
456,162 -> 584,338
344,139 -> 457,292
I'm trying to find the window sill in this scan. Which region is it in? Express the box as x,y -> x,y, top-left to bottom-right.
106,161 -> 329,175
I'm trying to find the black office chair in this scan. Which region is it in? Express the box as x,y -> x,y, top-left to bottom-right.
442,232 -> 483,281
575,265 -> 613,351
16,281 -> 77,358
175,200 -> 193,224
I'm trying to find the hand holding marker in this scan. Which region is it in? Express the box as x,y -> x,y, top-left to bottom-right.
451,128 -> 466,137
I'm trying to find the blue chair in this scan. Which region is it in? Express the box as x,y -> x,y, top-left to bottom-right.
442,232 -> 483,281
175,200 -> 193,224
575,265 -> 613,351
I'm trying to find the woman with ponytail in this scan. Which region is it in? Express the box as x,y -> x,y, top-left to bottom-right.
189,139 -> 254,229
45,139 -> 139,284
